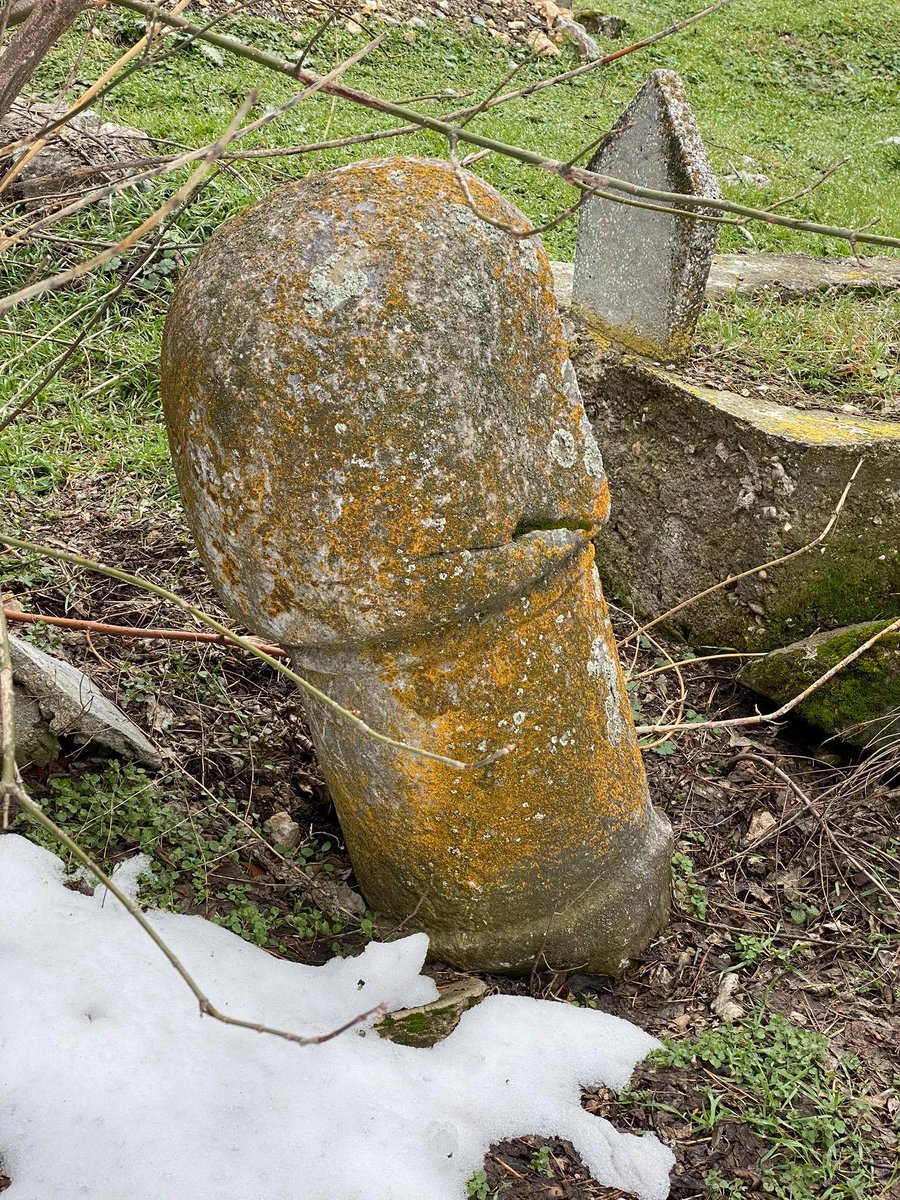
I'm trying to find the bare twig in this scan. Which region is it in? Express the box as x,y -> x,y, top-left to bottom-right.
635,615 -> 900,736
108,0 -> 900,250
0,90 -> 258,314
0,533 -> 509,772
0,0 -> 85,122
634,650 -> 767,681
3,606 -> 287,655
13,782 -> 386,1044
733,754 -> 900,917
0,225 -> 174,431
762,156 -> 850,217
0,31 -> 386,263
0,603 -> 17,828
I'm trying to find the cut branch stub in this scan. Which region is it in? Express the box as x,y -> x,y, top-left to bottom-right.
572,70 -> 720,361
161,156 -> 671,974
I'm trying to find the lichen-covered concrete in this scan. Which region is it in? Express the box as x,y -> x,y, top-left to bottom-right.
571,70 -> 720,362
574,323 -> 900,652
161,157 -> 671,974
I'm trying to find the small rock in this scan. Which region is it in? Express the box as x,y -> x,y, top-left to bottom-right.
743,809 -> 777,846
375,977 -> 488,1047
554,15 -> 601,59
578,10 -> 625,37
711,973 -> 744,1023
724,170 -> 772,188
264,810 -> 301,850
526,28 -> 561,54
10,635 -> 161,769
328,879 -> 367,917
0,99 -> 149,204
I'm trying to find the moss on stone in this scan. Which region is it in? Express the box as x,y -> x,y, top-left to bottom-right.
739,621 -> 900,747
375,978 -> 487,1048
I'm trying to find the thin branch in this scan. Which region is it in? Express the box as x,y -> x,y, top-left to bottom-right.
0,533 -> 509,772
0,31 -> 387,262
0,90 -> 257,314
732,754 -> 900,917
0,603 -> 16,828
109,0 -> 900,250
12,782 -> 386,1043
634,615 -> 900,736
0,0 -> 85,122
634,650 -> 767,681
618,460 -> 864,648
0,225 -> 174,431
762,156 -> 849,217
477,0 -> 739,111
4,606 -> 287,655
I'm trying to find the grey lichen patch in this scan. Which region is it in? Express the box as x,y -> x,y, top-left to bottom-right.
587,634 -> 624,746
583,438 -> 605,480
303,251 -> 370,317
549,428 -> 578,468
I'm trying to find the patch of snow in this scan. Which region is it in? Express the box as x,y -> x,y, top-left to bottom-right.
0,835 -> 673,1200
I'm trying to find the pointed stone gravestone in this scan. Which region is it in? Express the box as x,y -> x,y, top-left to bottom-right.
161,156 -> 672,975
572,69 -> 720,361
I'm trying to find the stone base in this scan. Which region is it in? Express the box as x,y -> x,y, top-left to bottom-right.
573,322 -> 900,652
424,801 -> 672,976
292,544 -> 672,977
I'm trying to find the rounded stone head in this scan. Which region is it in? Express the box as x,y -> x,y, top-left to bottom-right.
162,156 -> 609,648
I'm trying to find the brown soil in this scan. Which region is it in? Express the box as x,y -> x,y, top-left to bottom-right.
3,477 -> 898,1199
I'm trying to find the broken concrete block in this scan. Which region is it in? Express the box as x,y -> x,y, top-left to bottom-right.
572,70 -> 720,361
704,252 -> 900,302
739,621 -> 900,749
9,635 -> 161,769
161,156 -> 672,975
573,324 -> 900,652
375,977 -> 488,1047
0,99 -> 149,203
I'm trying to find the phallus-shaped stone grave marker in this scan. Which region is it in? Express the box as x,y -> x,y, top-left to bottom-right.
161,156 -> 672,973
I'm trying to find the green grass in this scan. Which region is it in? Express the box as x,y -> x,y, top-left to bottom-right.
631,1009 -> 893,1199
17,759 -> 375,954
698,291 -> 900,410
3,0 -> 899,497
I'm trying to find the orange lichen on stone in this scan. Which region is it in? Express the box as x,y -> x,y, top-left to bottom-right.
161,156 -> 671,973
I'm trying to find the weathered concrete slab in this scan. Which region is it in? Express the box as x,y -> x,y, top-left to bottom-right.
739,621 -> 900,749
552,253 -> 900,311
571,70 -> 720,361
707,252 -> 900,302
162,156 -> 672,975
574,320 -> 900,652
10,635 -> 161,768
